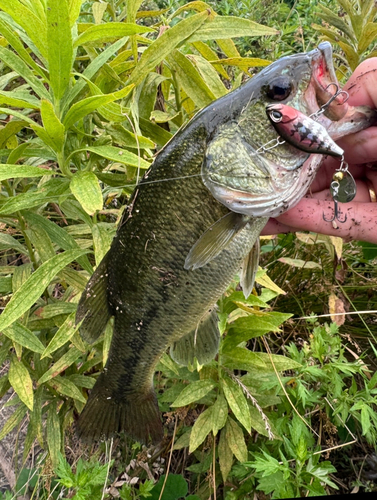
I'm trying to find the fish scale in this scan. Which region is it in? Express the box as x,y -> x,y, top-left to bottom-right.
76,42 -> 376,444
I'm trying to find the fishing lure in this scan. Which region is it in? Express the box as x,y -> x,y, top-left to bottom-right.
266,103 -> 344,157
323,158 -> 357,223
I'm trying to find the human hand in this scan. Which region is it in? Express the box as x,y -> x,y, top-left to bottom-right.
262,58 -> 377,243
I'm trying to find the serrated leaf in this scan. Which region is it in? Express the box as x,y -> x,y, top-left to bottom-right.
3,322 -> 45,353
41,312 -> 79,358
47,401 -> 61,468
0,404 -> 28,441
127,10 -> 210,87
189,405 -> 214,453
171,380 -> 217,407
74,22 -> 153,48
47,375 -> 86,403
63,85 -> 133,129
0,248 -> 88,331
218,427 -> 233,481
9,356 -> 34,410
38,347 -> 82,384
70,171 -> 103,215
222,376 -> 251,432
225,417 -> 248,462
186,16 -> 278,43
47,0 -> 72,101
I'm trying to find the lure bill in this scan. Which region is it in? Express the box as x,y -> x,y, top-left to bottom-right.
266,103 -> 344,157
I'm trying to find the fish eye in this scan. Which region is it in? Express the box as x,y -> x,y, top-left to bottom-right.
270,110 -> 283,122
265,77 -> 293,101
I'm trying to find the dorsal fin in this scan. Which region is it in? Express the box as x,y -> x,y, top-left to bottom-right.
76,252 -> 112,344
184,212 -> 249,271
170,308 -> 220,366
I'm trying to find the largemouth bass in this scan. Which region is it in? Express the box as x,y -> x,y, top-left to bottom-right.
76,42 -> 375,444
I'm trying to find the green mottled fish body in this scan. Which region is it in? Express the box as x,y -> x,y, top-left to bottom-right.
76,42 -> 376,443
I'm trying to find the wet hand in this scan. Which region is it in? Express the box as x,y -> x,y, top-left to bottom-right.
262,58 -> 377,243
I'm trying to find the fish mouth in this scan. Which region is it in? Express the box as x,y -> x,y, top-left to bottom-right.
308,42 -> 377,136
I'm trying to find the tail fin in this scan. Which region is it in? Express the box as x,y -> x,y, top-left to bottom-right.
76,376 -> 163,444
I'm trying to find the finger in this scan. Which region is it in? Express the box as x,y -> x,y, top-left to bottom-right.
261,218 -> 293,235
344,58 -> 377,108
273,198 -> 377,243
337,127 -> 377,164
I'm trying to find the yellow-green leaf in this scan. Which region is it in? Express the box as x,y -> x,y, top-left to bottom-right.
38,347 -> 82,384
127,10 -> 210,87
74,22 -> 153,48
47,402 -> 61,468
47,0 -> 72,101
225,417 -> 248,462
92,223 -> 112,266
70,171 -> 103,215
171,380 -> 217,407
3,322 -> 45,353
41,312 -> 79,358
189,405 -> 214,453
47,375 -> 86,403
82,145 -> 151,168
222,376 -> 251,432
0,404 -> 28,441
212,393 -> 228,436
39,99 -> 66,152
0,249 -> 88,331
278,257 -> 321,269
9,356 -> 34,411
218,427 -> 233,481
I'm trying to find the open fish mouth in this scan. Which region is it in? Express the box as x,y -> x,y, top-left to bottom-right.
307,42 -> 376,137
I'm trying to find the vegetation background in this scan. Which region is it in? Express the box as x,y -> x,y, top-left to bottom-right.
0,0 -> 377,498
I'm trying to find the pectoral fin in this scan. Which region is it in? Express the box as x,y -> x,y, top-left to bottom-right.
184,211 -> 249,270
170,308 -> 220,366
76,251 -> 112,344
240,239 -> 260,299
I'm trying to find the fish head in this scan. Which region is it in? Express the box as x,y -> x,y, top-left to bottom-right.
203,42 -> 376,218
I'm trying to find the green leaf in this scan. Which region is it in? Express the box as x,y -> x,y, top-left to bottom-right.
127,10 -> 210,87
223,317 -> 281,350
38,347 -> 82,384
166,49 -> 216,108
106,124 -> 156,149
0,46 -> 50,100
0,404 -> 28,441
222,347 -> 268,371
171,379 -> 217,407
70,171 -> 103,215
256,353 -> 302,371
38,99 -> 66,152
0,189 -> 58,215
47,375 -> 86,403
92,223 -> 112,266
74,22 -> 153,47
8,355 -> 34,411
0,89 -> 40,109
189,54 -> 228,98
78,145 -> 151,168
0,233 -> 27,255
218,427 -> 233,481
186,16 -> 278,43
41,312 -> 79,358
278,257 -> 321,269
47,0 -> 72,101
3,322 -> 45,353
68,0 -> 83,26
0,248 -> 88,331
222,375 -> 251,432
212,393 -> 228,436
47,401 -> 61,468
225,417 -> 248,463
63,85 -> 133,128
23,212 -> 93,273
0,120 -> 28,149
0,0 -> 48,58
189,405 -> 214,453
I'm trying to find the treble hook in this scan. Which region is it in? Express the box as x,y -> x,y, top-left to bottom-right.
323,199 -> 347,223
311,83 -> 349,119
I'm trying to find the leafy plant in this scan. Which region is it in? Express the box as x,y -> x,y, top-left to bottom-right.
313,0 -> 377,70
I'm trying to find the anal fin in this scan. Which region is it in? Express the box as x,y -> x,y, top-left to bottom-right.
184,211 -> 249,270
76,251 -> 112,344
240,239 -> 260,299
170,308 -> 220,366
